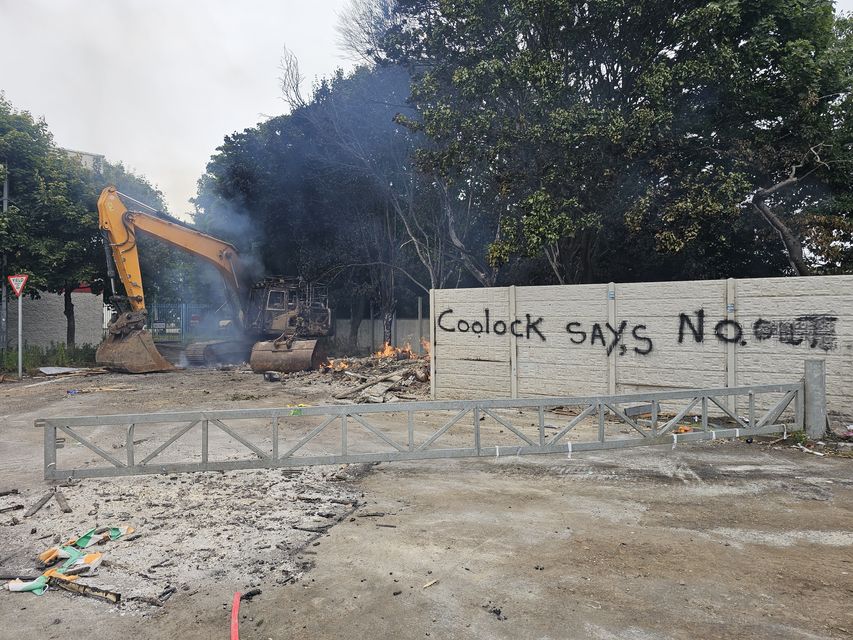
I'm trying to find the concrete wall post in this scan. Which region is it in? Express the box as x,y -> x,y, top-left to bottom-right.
804,359 -> 827,439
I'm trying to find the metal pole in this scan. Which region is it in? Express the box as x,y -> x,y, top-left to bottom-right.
417,296 -> 423,355
17,291 -> 22,379
804,359 -> 827,439
370,303 -> 375,351
1,168 -> 8,355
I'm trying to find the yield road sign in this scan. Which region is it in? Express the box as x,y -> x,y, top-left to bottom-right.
8,274 -> 27,297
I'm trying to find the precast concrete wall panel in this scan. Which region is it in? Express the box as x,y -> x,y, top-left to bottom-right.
614,280 -> 728,394
6,292 -> 104,348
433,287 -> 512,398
515,284 -> 609,397
734,276 -> 853,415
431,275 -> 853,418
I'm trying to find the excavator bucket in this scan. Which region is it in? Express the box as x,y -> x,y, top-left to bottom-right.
97,310 -> 175,374
96,329 -> 176,374
249,339 -> 325,374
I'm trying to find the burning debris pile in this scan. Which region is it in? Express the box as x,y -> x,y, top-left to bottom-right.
320,341 -> 431,404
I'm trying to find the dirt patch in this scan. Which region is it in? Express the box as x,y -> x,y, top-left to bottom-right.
0,368 -> 851,639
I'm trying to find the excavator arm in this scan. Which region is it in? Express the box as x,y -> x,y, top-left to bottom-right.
98,186 -> 243,318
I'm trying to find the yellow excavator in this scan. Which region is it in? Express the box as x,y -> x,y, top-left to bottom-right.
96,186 -> 331,374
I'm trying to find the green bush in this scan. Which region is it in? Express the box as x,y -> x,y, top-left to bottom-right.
1,343 -> 97,373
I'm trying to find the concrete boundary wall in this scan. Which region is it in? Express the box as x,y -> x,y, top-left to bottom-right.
6,292 -> 104,348
332,318 -> 428,353
431,276 -> 853,418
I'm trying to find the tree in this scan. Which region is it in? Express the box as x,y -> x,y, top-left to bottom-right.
0,94 -> 184,346
195,64 -> 442,345
0,95 -> 102,345
375,0 -> 853,282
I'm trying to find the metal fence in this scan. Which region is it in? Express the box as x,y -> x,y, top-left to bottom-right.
38,381 -> 809,480
145,303 -> 215,343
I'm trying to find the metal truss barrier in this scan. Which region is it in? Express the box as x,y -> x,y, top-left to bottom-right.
37,381 -> 809,481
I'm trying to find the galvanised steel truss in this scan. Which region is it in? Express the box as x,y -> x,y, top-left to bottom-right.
38,382 -> 803,480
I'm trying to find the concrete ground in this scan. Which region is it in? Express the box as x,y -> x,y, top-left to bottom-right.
0,370 -> 851,639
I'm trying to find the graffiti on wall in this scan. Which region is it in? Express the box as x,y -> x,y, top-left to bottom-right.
436,308 -> 839,355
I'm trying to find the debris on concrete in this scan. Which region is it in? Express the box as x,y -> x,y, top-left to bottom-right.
794,443 -> 826,456
53,491 -> 72,514
0,505 -> 23,514
3,465 -> 362,614
24,491 -> 56,518
39,367 -> 87,376
240,588 -> 261,601
46,576 -> 121,604
38,367 -> 108,377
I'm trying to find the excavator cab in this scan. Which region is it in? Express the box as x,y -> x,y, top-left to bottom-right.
245,277 -> 333,373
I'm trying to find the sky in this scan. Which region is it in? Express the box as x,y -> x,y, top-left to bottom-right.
1,0 -> 852,218
0,0 -> 355,218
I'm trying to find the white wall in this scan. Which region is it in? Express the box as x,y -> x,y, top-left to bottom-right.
432,276 -> 853,417
5,292 -> 105,348
333,317 -> 428,354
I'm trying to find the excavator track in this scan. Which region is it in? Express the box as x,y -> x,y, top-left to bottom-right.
184,341 -> 215,367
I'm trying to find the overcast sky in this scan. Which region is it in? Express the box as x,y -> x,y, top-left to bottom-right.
2,0 -> 852,218
0,0 -> 354,217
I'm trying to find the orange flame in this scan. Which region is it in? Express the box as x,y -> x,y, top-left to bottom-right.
420,338 -> 431,358
324,358 -> 350,371
374,342 -> 418,360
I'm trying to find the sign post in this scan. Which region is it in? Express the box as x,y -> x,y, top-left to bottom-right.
8,274 -> 27,379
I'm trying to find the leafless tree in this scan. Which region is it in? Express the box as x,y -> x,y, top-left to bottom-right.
336,0 -> 401,63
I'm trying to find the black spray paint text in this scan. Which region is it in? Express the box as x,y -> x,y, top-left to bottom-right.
437,308 -> 838,355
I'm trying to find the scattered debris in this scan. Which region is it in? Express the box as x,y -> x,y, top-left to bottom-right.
333,372 -> 404,400
794,443 -> 826,457
54,490 -> 72,514
129,595 -> 164,607
158,586 -> 177,602
263,371 -> 282,382
6,524 -> 134,597
39,367 -> 87,376
422,579 -> 439,589
24,491 -> 56,518
38,367 -> 108,378
482,601 -> 507,620
67,386 -> 137,395
0,574 -> 37,582
0,505 -> 23,514
0,489 -> 19,498
47,576 -> 121,604
292,524 -> 331,533
240,588 -> 261,601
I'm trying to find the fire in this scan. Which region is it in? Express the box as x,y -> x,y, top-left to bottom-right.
374,341 -> 418,360
420,338 -> 431,358
323,358 -> 349,372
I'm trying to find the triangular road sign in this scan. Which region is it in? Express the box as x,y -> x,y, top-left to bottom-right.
8,274 -> 28,297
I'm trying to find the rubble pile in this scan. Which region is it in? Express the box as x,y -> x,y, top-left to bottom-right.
266,342 -> 431,404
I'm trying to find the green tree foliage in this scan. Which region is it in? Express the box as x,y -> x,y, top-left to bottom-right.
0,94 -> 186,346
376,0 -> 853,281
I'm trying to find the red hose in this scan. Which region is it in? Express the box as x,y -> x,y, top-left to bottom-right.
230,591 -> 241,640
